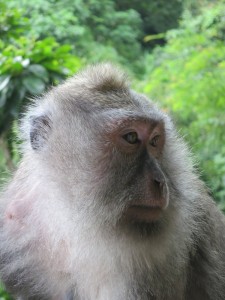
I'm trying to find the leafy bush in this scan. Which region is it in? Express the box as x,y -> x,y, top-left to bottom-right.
142,2 -> 225,204
5,0 -> 144,73
0,4 -> 81,136
0,37 -> 80,135
115,0 -> 182,42
0,3 -> 81,195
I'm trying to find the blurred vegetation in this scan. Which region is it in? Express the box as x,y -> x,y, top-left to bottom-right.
0,2 -> 81,184
0,281 -> 12,299
5,0 -> 144,73
0,0 -> 225,297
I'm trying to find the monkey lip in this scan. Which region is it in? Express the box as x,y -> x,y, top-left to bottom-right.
125,205 -> 163,223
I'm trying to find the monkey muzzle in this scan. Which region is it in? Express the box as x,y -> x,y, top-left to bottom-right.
125,159 -> 169,223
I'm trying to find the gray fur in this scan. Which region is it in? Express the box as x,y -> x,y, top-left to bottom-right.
29,115 -> 52,150
0,63 -> 225,300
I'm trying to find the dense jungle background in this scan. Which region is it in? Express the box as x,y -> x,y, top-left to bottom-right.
0,0 -> 225,297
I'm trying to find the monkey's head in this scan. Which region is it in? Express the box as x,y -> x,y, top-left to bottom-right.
21,63 -> 189,235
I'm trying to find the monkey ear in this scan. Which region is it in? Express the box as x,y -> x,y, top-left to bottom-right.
29,115 -> 52,150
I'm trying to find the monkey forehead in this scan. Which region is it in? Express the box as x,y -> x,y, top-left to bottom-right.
23,63 -> 170,129
95,109 -> 164,128
53,79 -> 163,118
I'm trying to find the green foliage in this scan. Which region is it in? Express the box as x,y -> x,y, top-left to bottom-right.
0,282 -> 12,300
0,4 -> 81,136
5,0 -> 144,73
143,2 -> 225,204
0,2 -> 29,40
115,0 -> 182,36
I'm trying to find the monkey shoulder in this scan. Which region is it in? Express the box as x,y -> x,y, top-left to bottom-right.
185,200 -> 225,300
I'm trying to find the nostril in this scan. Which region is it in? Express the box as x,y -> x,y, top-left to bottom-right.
154,178 -> 164,186
154,179 -> 161,186
154,180 -> 164,195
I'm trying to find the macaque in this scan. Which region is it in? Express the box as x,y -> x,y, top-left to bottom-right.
0,63 -> 225,300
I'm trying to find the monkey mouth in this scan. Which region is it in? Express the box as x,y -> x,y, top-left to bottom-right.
125,204 -> 163,223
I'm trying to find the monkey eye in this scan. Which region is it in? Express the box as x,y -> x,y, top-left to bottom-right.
150,135 -> 160,147
123,132 -> 139,144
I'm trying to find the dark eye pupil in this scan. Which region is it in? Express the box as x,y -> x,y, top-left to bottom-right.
150,135 -> 159,147
123,132 -> 139,144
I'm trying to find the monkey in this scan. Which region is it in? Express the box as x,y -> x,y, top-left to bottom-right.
0,63 -> 225,300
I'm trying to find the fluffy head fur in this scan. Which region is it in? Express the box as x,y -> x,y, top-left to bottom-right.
0,63 -> 225,300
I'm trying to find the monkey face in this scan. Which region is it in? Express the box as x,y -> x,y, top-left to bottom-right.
48,94 -> 171,230
91,109 -> 169,226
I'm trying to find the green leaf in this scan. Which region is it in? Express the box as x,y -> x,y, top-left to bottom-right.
22,76 -> 46,95
144,33 -> 166,42
28,64 -> 49,83
0,75 -> 10,91
0,91 -> 7,108
11,62 -> 23,73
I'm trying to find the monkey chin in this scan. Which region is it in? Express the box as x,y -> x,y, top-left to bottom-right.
122,205 -> 165,236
